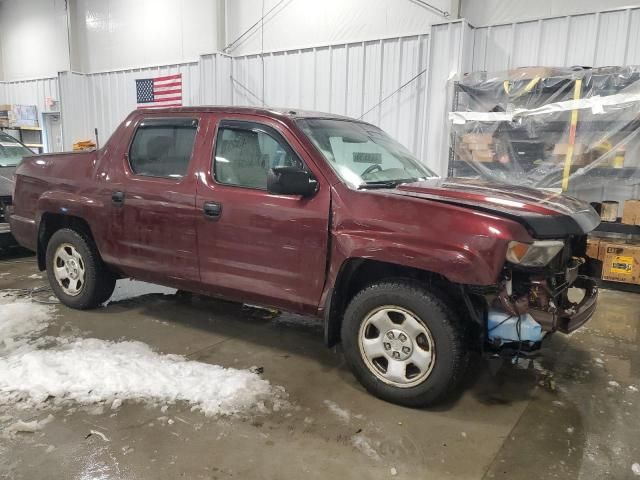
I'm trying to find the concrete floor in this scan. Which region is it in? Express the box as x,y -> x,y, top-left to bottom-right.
1,249 -> 639,480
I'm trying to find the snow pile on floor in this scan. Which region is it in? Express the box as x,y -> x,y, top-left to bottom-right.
104,279 -> 177,305
0,296 -> 53,354
0,297 -> 286,416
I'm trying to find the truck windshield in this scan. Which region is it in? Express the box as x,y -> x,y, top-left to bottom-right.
0,133 -> 33,167
298,118 -> 438,188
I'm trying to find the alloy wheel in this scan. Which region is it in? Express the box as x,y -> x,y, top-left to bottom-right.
358,306 -> 436,388
52,243 -> 86,296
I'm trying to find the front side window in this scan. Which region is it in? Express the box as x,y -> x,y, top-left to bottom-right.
297,118 -> 438,188
128,118 -> 198,178
214,122 -> 304,189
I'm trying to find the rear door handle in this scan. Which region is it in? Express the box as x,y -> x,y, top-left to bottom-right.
112,191 -> 125,205
203,201 -> 222,219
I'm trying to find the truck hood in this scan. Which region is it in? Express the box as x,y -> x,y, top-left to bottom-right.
0,166 -> 16,198
391,178 -> 600,238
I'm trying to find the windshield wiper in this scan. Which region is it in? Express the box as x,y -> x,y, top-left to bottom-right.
357,178 -> 418,189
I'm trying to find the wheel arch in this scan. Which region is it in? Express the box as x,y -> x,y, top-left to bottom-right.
324,258 -> 476,347
37,213 -> 96,271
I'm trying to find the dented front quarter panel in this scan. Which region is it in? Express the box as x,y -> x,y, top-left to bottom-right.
322,182 -> 534,307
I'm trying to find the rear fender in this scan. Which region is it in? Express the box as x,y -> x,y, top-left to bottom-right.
35,191 -> 106,269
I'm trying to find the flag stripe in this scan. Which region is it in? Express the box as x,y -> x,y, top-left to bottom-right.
154,87 -> 182,94
137,103 -> 183,109
153,74 -> 182,82
151,95 -> 182,102
153,81 -> 182,88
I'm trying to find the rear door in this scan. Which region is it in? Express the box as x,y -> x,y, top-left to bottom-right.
108,115 -> 203,289
195,115 -> 331,313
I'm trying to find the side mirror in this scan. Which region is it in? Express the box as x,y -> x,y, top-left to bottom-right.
267,166 -> 318,197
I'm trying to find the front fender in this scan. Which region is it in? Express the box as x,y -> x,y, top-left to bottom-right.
331,231 -> 508,286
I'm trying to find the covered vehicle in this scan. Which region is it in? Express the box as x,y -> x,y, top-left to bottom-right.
8,107 -> 600,406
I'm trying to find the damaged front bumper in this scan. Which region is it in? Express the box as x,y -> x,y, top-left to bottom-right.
529,276 -> 598,334
484,256 -> 599,354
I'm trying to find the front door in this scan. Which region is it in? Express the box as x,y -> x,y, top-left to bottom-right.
109,116 -> 202,288
195,116 -> 331,314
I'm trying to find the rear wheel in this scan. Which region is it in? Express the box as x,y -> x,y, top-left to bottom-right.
341,280 -> 467,407
45,228 -> 116,309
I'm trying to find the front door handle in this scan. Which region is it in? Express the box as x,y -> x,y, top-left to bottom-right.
203,201 -> 222,219
112,191 -> 125,205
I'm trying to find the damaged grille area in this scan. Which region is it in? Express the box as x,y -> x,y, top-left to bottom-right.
486,234 -> 598,354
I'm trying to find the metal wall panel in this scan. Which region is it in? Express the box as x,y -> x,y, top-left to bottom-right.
199,53 -> 233,105
0,77 -> 60,152
423,21 -> 474,175
230,34 -> 430,156
472,7 -> 640,71
58,72 -> 93,151
58,62 -> 200,149
0,77 -> 60,118
86,62 -> 200,145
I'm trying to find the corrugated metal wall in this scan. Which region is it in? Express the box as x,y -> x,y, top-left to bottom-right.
472,7 -> 640,71
86,62 -> 200,146
230,34 -> 430,156
200,53 -> 233,105
0,77 -> 59,116
58,72 -> 94,151
58,63 -> 200,150
423,21 -> 473,175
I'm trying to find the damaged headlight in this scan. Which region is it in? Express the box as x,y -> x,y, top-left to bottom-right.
506,240 -> 564,267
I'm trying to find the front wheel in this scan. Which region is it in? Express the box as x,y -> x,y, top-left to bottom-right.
45,228 -> 116,309
341,280 -> 467,407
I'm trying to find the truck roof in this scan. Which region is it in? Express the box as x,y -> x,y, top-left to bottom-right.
134,106 -> 357,121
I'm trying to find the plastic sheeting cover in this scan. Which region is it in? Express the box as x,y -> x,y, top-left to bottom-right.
448,66 -> 640,202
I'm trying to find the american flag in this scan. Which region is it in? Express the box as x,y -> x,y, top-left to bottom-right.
136,73 -> 182,109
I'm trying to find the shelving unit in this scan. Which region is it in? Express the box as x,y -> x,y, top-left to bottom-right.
0,126 -> 44,153
448,67 -> 640,291
447,68 -> 640,196
595,221 -> 640,235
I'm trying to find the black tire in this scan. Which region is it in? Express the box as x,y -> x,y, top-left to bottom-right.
45,228 -> 116,309
341,280 -> 468,407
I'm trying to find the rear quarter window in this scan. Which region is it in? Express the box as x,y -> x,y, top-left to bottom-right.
128,118 -> 198,179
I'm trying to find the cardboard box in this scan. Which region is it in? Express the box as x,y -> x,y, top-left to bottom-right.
465,143 -> 493,151
0,106 -> 9,128
552,143 -> 587,155
551,154 -> 594,167
622,199 -> 640,226
0,104 -> 38,128
601,201 -> 619,222
601,243 -> 640,285
472,149 -> 494,163
462,133 -> 493,145
507,67 -> 563,80
586,238 -> 601,260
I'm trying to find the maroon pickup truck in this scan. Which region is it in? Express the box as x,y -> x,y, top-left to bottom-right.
8,107 -> 600,406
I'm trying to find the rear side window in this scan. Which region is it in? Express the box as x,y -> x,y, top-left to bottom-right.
128,118 -> 198,178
